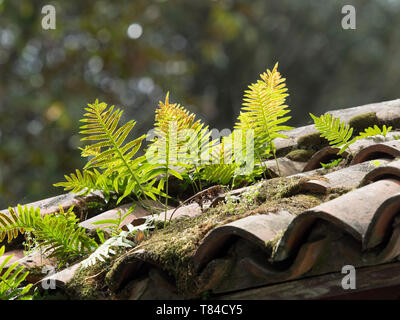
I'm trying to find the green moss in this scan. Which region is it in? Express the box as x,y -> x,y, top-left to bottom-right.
256,176 -> 312,201
65,259 -> 116,300
348,112 -> 379,134
297,133 -> 328,150
105,177 -> 323,296
66,177 -> 354,299
25,266 -> 45,277
286,149 -> 315,162
324,187 -> 353,201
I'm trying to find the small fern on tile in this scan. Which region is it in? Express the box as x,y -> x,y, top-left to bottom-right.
310,113 -> 393,157
358,124 -> 392,139
0,205 -> 98,265
310,113 -> 355,155
0,246 -> 33,300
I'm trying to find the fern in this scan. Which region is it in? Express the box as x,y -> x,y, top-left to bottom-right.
81,233 -> 134,268
0,246 -> 33,300
0,205 -> 98,265
358,124 -> 392,139
146,93 -> 215,220
201,163 -> 236,186
199,132 -> 236,185
146,93 -> 187,186
56,100 -> 162,205
81,221 -> 153,268
320,157 -> 343,169
91,205 -> 135,237
310,113 -> 355,155
198,64 -> 293,185
235,63 -> 293,176
311,113 -> 393,155
53,169 -> 102,195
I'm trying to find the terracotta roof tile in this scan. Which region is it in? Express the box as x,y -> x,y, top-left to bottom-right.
193,211 -> 295,270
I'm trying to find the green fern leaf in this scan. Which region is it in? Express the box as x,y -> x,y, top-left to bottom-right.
357,124 -> 392,139
0,246 -> 33,300
81,222 -> 152,268
310,113 -> 355,154
69,100 -> 159,204
53,169 -> 101,195
0,205 -> 98,265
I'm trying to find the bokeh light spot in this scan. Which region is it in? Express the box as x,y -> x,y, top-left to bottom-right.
127,23 -> 143,39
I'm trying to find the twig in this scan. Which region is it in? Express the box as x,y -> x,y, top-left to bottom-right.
168,185 -> 225,223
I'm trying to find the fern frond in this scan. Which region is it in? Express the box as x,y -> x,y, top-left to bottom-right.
236,63 -> 293,158
200,134 -> 237,185
53,169 -> 102,195
79,100 -> 160,204
146,92 -> 220,205
0,246 -> 32,300
310,113 -> 355,154
0,205 -> 98,264
147,92 -> 213,169
357,124 -> 392,139
233,63 -> 293,177
80,234 -> 134,268
0,205 -> 41,243
201,164 -> 236,185
81,222 -> 152,268
80,101 -> 144,171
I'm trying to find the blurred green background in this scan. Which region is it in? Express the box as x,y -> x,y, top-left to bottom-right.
0,0 -> 399,207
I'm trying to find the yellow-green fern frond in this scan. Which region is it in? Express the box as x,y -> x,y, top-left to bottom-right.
80,101 -> 145,171
201,164 -> 236,185
154,92 -> 202,134
200,134 -> 236,185
147,92 -> 212,167
357,124 -> 392,139
146,93 -> 218,195
236,63 -> 293,159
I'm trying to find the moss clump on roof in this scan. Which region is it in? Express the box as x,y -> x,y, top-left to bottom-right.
297,132 -> 328,150
65,259 -> 116,299
348,112 -> 379,134
286,149 -> 315,162
324,187 -> 354,201
103,176 -> 324,297
66,175 -> 355,299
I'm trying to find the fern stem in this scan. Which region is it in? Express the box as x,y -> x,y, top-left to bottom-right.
272,147 -> 282,177
255,149 -> 268,180
164,130 -> 171,228
164,172 -> 169,228
194,164 -> 202,191
257,90 -> 282,177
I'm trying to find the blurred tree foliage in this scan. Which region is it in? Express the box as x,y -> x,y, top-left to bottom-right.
0,0 -> 399,207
